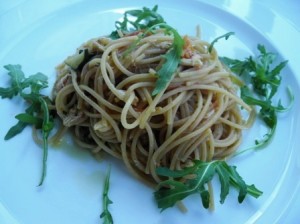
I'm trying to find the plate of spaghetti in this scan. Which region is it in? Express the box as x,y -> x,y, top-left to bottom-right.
0,1 -> 299,224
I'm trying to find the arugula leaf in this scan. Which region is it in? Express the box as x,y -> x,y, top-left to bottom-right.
220,57 -> 254,77
221,45 -> 288,100
15,113 -> 43,127
4,103 -> 39,140
0,64 -> 25,98
109,6 -> 183,95
240,86 -> 289,112
154,160 -> 262,211
208,32 -> 235,53
0,65 -> 49,99
110,5 -> 165,39
220,45 -> 293,150
215,164 -> 230,204
226,165 -> 248,203
100,166 -> 113,224
37,97 -> 54,186
0,64 -> 54,186
149,24 -> 184,95
122,22 -> 184,96
4,121 -> 28,140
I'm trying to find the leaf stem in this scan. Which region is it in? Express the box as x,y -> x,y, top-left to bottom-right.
37,97 -> 53,186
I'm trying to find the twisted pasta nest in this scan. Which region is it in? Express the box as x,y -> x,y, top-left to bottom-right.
53,31 -> 251,185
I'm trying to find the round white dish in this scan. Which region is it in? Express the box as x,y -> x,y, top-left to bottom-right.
0,1 -> 299,223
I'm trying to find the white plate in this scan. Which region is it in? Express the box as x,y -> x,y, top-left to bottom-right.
0,0 -> 300,224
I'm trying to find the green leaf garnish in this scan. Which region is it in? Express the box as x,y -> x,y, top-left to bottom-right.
154,160 -> 262,211
220,44 -> 289,100
100,166 -> 113,224
4,121 -> 27,140
149,24 -> 184,96
109,5 -> 165,39
208,32 -> 235,53
37,97 -> 54,186
109,6 -> 183,96
121,22 -> 184,96
0,64 -> 54,186
15,113 -> 44,127
220,45 -> 294,150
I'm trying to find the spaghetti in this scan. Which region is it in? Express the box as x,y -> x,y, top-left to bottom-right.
52,29 -> 252,187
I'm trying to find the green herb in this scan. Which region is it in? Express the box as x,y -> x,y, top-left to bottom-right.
220,45 -> 293,149
208,32 -> 235,53
109,5 -> 183,95
149,24 -> 184,96
38,97 -> 54,186
154,160 -> 262,211
100,166 -> 113,224
110,5 -> 165,39
121,22 -> 184,96
0,64 -> 54,186
221,44 -> 289,100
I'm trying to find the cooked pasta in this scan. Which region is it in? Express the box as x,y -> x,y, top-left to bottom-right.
52,29 -> 252,186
